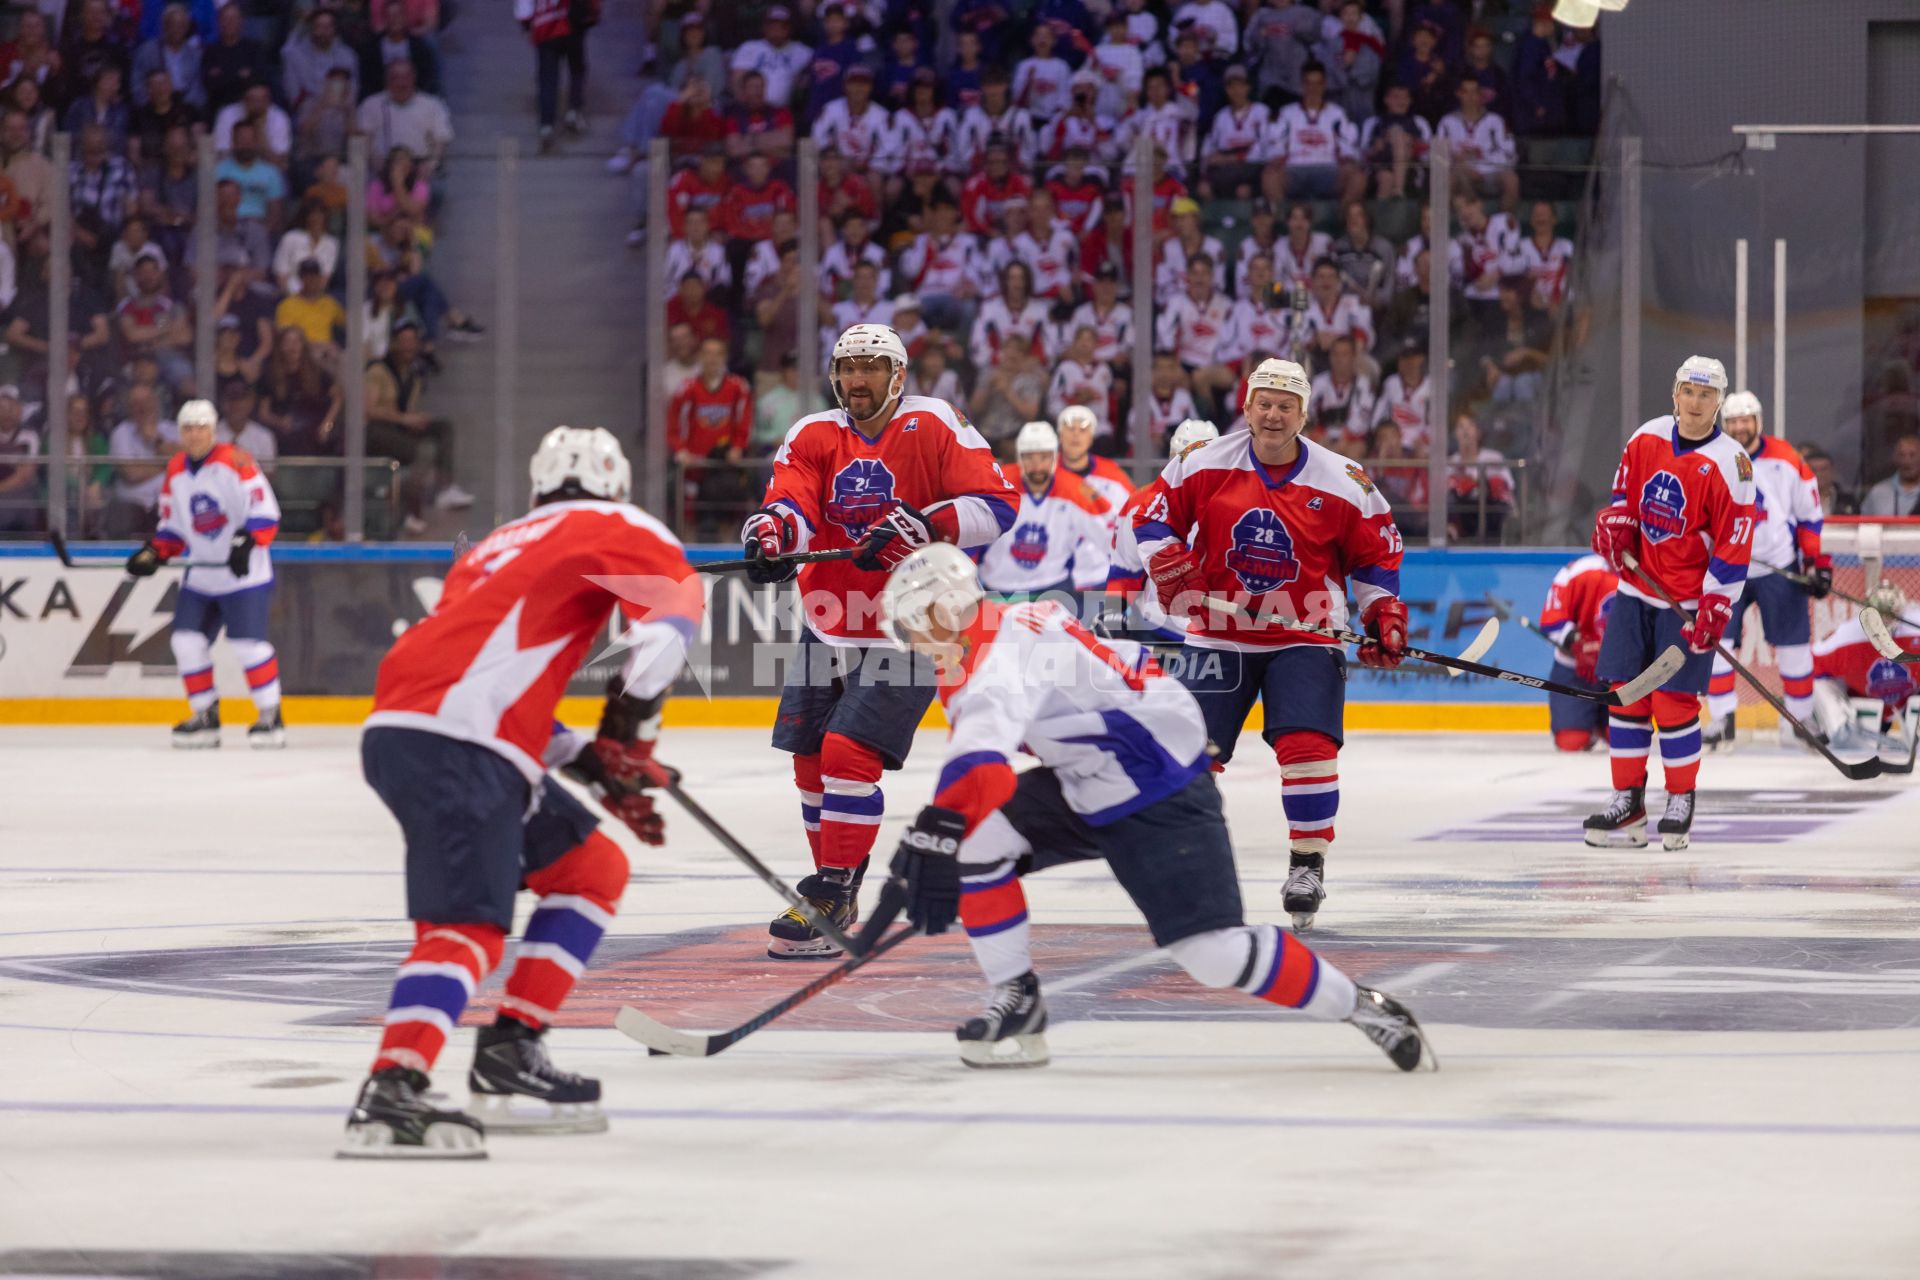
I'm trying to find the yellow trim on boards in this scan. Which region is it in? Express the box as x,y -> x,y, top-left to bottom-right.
0,696 -> 1549,732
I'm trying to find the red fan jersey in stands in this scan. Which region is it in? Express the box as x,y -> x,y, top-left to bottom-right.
760,394 -> 1018,644
1812,616 -> 1920,707
1133,433 -> 1403,652
667,372 -> 752,456
1608,417 -> 1756,608
1538,553 -> 1619,669
1742,434 -> 1824,577
1060,452 -> 1134,528
367,501 -> 703,781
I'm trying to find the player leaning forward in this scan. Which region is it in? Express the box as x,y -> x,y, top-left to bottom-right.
125,398 -> 286,748
1587,356 -> 1756,850
740,323 -> 1017,958
342,428 -> 702,1158
1131,359 -> 1409,931
873,543 -> 1434,1071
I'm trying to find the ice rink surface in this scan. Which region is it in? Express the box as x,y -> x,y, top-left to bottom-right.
2,725 -> 1918,1279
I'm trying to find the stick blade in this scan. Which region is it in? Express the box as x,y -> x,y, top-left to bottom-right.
1857,608 -> 1920,664
1612,644 -> 1687,705
614,1005 -> 717,1058
1449,617 -> 1500,674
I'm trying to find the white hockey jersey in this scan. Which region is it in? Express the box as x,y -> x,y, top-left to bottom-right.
1262,102 -> 1354,167
1743,434 -> 1824,579
931,597 -> 1210,831
1434,109 -> 1515,176
978,465 -> 1112,594
153,442 -> 281,596
819,238 -> 890,302
811,98 -> 892,170
1450,213 -> 1520,302
1046,358 -> 1115,432
1146,387 -> 1199,444
1512,233 -> 1573,310
1156,290 -> 1237,367
1012,55 -> 1073,120
1309,371 -> 1376,444
970,295 -> 1052,367
880,106 -> 960,176
1155,233 -> 1226,305
1039,112 -> 1119,167
1298,291 -> 1373,355
1372,371 -> 1431,452
1011,225 -> 1079,300
1273,232 -> 1333,292
957,104 -> 1038,172
899,231 -> 986,296
1227,297 -> 1295,364
1067,300 -> 1133,364
1202,102 -> 1271,164
664,237 -> 731,293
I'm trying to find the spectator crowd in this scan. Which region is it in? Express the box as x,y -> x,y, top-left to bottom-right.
0,0 -> 483,541
624,0 -> 1603,540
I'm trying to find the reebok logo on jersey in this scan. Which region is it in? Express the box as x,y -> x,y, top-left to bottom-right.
1639,470 -> 1687,544
188,492 -> 227,536
825,458 -> 897,538
1224,508 -> 1301,594
1010,523 -> 1049,567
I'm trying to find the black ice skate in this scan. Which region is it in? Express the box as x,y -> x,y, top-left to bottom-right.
766,868 -> 858,959
337,1066 -> 486,1159
468,1016 -> 608,1134
1282,854 -> 1325,932
1583,786 -> 1646,848
1657,790 -> 1695,851
171,705 -> 220,749
1702,711 -> 1736,751
1348,987 -> 1438,1072
957,970 -> 1050,1069
247,705 -> 286,750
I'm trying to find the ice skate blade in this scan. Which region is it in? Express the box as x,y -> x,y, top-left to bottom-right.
335,1121 -> 487,1160
1288,911 -> 1318,933
248,729 -> 286,749
1584,823 -> 1647,849
766,936 -> 845,960
469,1092 -> 608,1135
959,1033 -> 1051,1069
1662,831 -> 1690,851
171,733 -> 220,750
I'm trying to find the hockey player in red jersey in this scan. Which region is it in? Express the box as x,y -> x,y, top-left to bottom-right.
1810,583 -> 1919,745
1109,417 -> 1218,643
1055,404 -> 1134,528
1132,358 -> 1408,931
740,322 -> 1017,958
341,427 -> 704,1159
1538,551 -> 1619,751
1587,355 -> 1755,850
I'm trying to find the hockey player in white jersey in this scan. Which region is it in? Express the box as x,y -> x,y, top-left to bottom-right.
978,420 -> 1111,597
1109,417 -> 1217,642
866,543 -> 1434,1072
125,398 -> 285,748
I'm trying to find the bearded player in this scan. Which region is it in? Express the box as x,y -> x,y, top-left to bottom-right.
741,323 -> 1017,958
1132,358 -> 1408,931
1702,390 -> 1829,748
343,427 -> 703,1159
1587,355 -> 1756,850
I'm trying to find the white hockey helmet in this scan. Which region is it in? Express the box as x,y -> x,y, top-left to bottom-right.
530,425 -> 631,504
1243,358 -> 1311,413
1016,419 -> 1059,456
178,398 -> 217,430
881,542 -> 984,649
1866,581 -> 1909,619
1057,404 -> 1098,438
829,323 -> 909,420
1674,355 -> 1728,394
1722,390 -> 1763,424
1169,417 -> 1219,456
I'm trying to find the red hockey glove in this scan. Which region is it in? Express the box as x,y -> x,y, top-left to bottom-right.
1573,630 -> 1604,684
1591,506 -> 1639,573
852,501 -> 958,571
1146,544 -> 1206,619
582,736 -> 674,846
1358,597 -> 1409,668
741,506 -> 801,585
1685,594 -> 1733,655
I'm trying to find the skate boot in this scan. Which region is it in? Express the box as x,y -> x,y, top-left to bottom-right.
1282,853 -> 1325,932
956,970 -> 1050,1069
1701,712 -> 1736,751
247,705 -> 286,749
1582,786 -> 1646,848
338,1066 -> 486,1159
171,705 -> 220,749
1348,986 -> 1438,1072
766,867 -> 857,959
467,1016 -> 608,1134
1779,719 -> 1826,750
1657,790 -> 1695,851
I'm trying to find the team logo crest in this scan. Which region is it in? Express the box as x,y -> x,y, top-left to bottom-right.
825,458 -> 897,538
189,492 -> 227,536
1865,659 -> 1915,707
1639,470 -> 1687,544
1224,508 -> 1300,594
1009,523 -> 1049,567
1736,452 -> 1753,482
1345,463 -> 1375,494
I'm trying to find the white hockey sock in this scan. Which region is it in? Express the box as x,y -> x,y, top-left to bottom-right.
1777,643 -> 1813,721
958,857 -> 1032,986
1169,924 -> 1357,1021
170,629 -> 216,713
230,638 -> 281,711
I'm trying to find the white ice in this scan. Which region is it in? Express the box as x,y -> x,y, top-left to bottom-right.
1,725 -> 1918,1278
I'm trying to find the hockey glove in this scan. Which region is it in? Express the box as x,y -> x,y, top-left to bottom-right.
852,500 -> 956,571
567,737 -> 671,845
741,506 -> 801,585
887,805 -> 965,934
1146,544 -> 1206,620
1573,630 -> 1605,684
125,540 -> 164,577
1591,506 -> 1639,573
1685,594 -> 1734,654
1800,556 -> 1833,600
1358,597 -> 1410,668
226,531 -> 254,577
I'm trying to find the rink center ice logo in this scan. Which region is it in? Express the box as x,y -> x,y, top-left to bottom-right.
825,458 -> 896,539
1638,470 -> 1687,544
1225,508 -> 1301,594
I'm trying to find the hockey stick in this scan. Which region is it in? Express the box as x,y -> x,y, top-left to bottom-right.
1858,608 -> 1920,666
1484,592 -> 1576,657
1200,596 -> 1681,706
698,548 -> 856,575
613,926 -> 918,1058
657,775 -> 862,955
1620,553 -> 1884,781
1753,559 -> 1872,609
48,531 -> 227,571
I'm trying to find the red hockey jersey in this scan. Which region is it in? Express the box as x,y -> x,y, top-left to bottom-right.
1538,552 -> 1618,671
761,394 -> 1018,644
367,501 -> 703,780
1060,452 -> 1134,528
668,373 -> 752,456
1608,417 -> 1755,609
1812,616 -> 1920,706
1133,433 -> 1403,652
